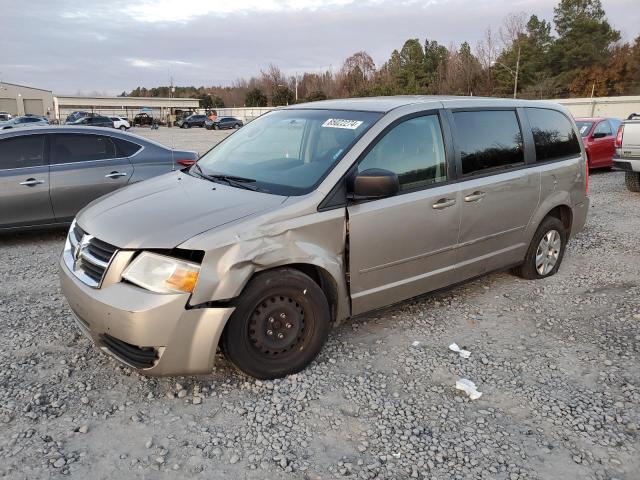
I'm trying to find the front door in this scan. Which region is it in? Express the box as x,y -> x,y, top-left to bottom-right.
348,112 -> 460,314
450,109 -> 540,278
49,133 -> 134,222
0,134 -> 53,228
590,120 -> 614,167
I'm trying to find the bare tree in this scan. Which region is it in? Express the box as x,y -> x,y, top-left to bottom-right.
499,12 -> 527,48
476,27 -> 499,95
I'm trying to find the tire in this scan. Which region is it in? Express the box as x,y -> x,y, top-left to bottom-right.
221,269 -> 331,379
625,172 -> 640,192
119,125 -> 127,131
513,216 -> 567,280
234,123 -> 240,129
185,123 -> 191,129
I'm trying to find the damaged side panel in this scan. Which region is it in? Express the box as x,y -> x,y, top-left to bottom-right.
184,207 -> 351,324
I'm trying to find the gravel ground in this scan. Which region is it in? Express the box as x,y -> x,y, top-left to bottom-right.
128,126 -> 232,156
1,170 -> 639,480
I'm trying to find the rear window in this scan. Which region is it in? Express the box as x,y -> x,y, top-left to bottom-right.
452,110 -> 524,175
526,108 -> 581,162
51,134 -> 116,164
114,138 -> 142,157
0,135 -> 45,170
575,121 -> 594,137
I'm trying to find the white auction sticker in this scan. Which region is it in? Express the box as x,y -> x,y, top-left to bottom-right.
322,118 -> 363,129
579,125 -> 589,135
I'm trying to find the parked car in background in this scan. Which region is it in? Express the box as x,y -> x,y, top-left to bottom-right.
0,115 -> 49,129
574,117 -> 621,169
0,111 -> 14,121
110,117 -> 131,131
613,118 -> 640,192
133,112 -> 155,127
65,111 -> 91,124
177,114 -> 207,128
69,115 -> 114,128
0,126 -> 198,230
58,97 -> 588,379
205,116 -> 243,130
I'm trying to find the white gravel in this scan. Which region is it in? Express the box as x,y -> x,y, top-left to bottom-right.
0,170 -> 638,479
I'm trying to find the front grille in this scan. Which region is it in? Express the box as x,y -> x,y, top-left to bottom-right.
66,223 -> 118,288
100,334 -> 158,369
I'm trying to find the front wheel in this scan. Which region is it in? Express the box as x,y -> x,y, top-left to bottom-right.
514,216 -> 567,280
625,172 -> 640,192
221,269 -> 330,379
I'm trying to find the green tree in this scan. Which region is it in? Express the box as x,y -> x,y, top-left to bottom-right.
396,39 -> 426,92
271,85 -> 294,106
245,88 -> 267,107
550,0 -> 620,75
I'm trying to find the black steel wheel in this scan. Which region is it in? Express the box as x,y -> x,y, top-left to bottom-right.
221,269 -> 330,379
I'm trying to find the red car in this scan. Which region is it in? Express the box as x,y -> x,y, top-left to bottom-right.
575,117 -> 622,169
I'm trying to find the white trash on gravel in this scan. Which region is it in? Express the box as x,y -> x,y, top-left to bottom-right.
456,379 -> 483,400
449,342 -> 471,358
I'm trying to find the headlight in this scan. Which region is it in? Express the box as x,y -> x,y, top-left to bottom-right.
122,252 -> 200,294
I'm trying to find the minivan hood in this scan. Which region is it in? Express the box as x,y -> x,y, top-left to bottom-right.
77,172 -> 287,249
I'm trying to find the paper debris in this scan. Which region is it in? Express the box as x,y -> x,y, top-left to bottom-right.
456,379 -> 483,400
449,342 -> 471,359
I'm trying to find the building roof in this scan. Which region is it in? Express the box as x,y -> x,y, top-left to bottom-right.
0,82 -> 53,93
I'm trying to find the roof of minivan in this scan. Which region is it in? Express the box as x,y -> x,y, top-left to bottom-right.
286,95 -> 565,113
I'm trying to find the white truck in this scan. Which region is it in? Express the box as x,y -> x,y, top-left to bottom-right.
614,118 -> 640,192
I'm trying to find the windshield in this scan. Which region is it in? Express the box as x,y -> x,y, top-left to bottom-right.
194,109 -> 382,195
575,121 -> 594,137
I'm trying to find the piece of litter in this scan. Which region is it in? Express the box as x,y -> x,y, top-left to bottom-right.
411,341 -> 421,347
449,343 -> 471,359
456,379 -> 483,400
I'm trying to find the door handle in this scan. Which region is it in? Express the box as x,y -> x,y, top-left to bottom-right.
19,178 -> 44,187
464,191 -> 486,202
432,198 -> 456,210
105,172 -> 128,179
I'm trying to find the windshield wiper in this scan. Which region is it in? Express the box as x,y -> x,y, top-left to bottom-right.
190,164 -> 260,191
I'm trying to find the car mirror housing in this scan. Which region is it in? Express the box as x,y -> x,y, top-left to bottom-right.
349,168 -> 400,200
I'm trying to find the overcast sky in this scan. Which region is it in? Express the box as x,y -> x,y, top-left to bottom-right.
1,0 -> 638,96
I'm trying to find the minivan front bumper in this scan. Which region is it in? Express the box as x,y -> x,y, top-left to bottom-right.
59,256 -> 234,376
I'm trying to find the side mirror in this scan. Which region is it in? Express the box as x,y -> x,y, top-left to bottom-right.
592,131 -> 607,139
349,168 -> 399,200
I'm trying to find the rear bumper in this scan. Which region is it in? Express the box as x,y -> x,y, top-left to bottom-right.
613,158 -> 640,172
59,256 -> 234,376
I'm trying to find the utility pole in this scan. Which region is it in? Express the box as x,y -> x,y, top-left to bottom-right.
513,44 -> 521,99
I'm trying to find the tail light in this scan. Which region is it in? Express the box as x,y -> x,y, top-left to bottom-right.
615,124 -> 624,148
176,159 -> 196,167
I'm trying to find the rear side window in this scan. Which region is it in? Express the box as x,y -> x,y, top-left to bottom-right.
51,134 -> 116,164
526,108 -> 581,162
113,138 -> 142,157
593,121 -> 612,136
0,135 -> 45,170
453,110 -> 524,175
358,114 -> 447,191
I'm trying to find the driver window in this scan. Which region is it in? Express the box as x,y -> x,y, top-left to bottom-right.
594,121 -> 612,137
358,114 -> 446,191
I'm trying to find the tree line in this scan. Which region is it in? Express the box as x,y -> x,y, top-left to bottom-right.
125,0 -> 640,108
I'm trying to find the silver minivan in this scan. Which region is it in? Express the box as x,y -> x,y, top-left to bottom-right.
59,97 -> 589,379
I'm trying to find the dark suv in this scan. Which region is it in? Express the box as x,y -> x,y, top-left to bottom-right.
69,115 -> 114,128
177,115 -> 207,128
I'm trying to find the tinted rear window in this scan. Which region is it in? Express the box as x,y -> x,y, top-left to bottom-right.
453,110 -> 524,175
526,108 -> 581,162
51,134 -> 116,164
114,138 -> 142,157
0,135 -> 45,170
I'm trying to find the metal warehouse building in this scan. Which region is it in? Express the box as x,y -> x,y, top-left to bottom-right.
0,82 -> 55,117
54,95 -> 200,122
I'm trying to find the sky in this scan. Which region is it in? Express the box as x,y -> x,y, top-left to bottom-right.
1,0 -> 638,96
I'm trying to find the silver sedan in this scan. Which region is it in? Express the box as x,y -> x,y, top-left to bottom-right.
0,126 -> 198,230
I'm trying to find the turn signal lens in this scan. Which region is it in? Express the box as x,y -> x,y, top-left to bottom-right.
615,125 -> 624,148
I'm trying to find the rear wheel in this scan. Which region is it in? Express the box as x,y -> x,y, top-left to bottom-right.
119,125 -> 127,131
625,172 -> 640,192
514,216 -> 567,280
234,123 -> 241,129
221,269 -> 330,379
